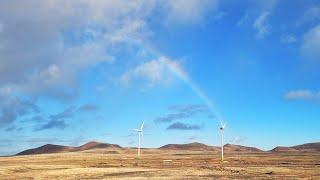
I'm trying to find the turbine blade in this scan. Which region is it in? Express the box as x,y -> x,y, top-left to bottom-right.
223,122 -> 227,129
140,121 -> 145,130
219,121 -> 224,128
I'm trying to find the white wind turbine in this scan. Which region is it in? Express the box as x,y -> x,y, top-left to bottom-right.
219,122 -> 226,162
134,121 -> 144,158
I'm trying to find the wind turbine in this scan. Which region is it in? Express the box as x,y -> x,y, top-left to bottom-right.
219,122 -> 226,162
134,121 -> 144,158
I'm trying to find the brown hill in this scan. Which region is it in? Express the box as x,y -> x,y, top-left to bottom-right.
16,141 -> 122,155
271,142 -> 320,152
159,142 -> 218,151
224,144 -> 263,152
16,144 -> 76,155
159,142 -> 263,152
292,142 -> 320,152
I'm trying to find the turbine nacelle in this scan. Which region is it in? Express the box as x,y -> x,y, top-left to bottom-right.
220,122 -> 226,131
134,129 -> 142,132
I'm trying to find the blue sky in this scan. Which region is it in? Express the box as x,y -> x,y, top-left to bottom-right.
0,0 -> 320,155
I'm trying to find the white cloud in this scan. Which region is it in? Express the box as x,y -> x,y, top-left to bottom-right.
120,56 -> 184,88
162,57 -> 188,81
120,59 -> 164,86
237,0 -> 277,38
163,0 -> 219,25
255,0 -> 278,11
106,19 -> 150,45
284,90 -> 320,101
281,34 -> 297,44
301,24 -> 320,62
298,6 -> 320,25
253,11 -> 270,39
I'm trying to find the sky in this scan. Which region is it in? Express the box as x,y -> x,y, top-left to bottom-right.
0,0 -> 320,155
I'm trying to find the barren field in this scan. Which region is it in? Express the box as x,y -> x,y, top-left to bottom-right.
0,149 -> 319,179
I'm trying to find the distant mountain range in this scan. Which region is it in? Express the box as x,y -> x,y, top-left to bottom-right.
159,143 -> 262,152
16,141 -> 320,156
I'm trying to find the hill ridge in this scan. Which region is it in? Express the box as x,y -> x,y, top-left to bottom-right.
271,142 -> 320,152
16,141 -> 122,155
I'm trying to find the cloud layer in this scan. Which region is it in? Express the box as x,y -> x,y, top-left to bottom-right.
155,104 -> 209,123
166,122 -> 201,130
34,104 -> 100,131
0,95 -> 39,125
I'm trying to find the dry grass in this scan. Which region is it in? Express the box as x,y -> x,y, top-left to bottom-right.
0,149 -> 319,179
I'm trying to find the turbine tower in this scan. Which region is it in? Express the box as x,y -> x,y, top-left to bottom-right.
220,122 -> 226,162
134,121 -> 144,158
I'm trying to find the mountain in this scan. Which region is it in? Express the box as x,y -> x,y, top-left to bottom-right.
16,141 -> 122,155
159,142 -> 218,151
292,142 -> 320,152
16,144 -> 76,155
224,144 -> 263,152
159,142 -> 263,152
271,142 -> 320,152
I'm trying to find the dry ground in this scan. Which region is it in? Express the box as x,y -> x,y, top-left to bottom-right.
0,149 -> 319,179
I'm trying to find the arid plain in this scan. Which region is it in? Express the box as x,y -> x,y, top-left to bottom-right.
0,142 -> 319,179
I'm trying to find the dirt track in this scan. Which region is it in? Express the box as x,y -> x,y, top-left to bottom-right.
0,149 -> 319,179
